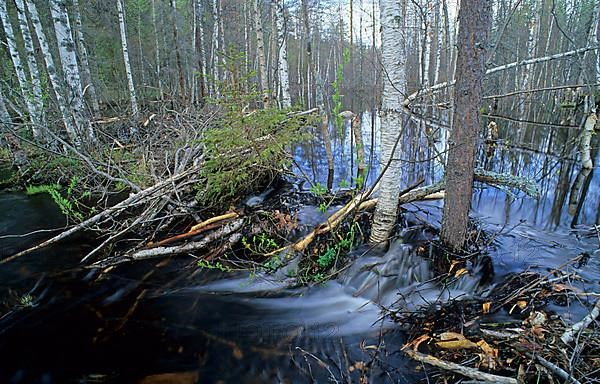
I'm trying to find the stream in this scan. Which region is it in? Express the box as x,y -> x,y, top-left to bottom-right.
0,111 -> 598,383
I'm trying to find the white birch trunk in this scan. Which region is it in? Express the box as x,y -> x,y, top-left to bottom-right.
580,112 -> 597,169
595,2 -> 600,84
72,0 -> 100,116
0,0 -> 41,138
50,0 -> 94,142
14,0 -> 44,128
0,86 -> 11,130
272,0 -> 291,108
117,0 -> 139,117
25,0 -> 77,143
370,0 -> 406,245
151,0 -> 163,98
254,0 -> 270,107
194,0 -> 208,101
211,0 -> 220,95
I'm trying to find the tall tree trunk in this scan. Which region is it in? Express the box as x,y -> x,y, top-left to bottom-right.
14,0 -> 44,128
72,0 -> 100,116
194,0 -> 207,102
369,0 -> 406,245
171,0 -> 186,101
50,0 -> 94,143
117,0 -> 139,117
25,0 -> 77,143
0,86 -> 11,129
0,0 -> 41,139
253,0 -> 270,107
151,0 -> 163,99
272,0 -> 291,108
440,0 -> 492,250
211,0 -> 220,95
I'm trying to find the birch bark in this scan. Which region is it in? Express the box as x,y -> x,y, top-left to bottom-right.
72,0 -> 100,115
0,0 -> 41,138
151,0 -> 163,98
13,0 -> 44,129
50,0 -> 94,142
117,0 -> 139,117
25,0 -> 77,143
254,0 -> 270,107
272,0 -> 291,108
369,0 -> 406,245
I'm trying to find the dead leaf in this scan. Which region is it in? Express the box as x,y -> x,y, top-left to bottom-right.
482,302 -> 491,314
476,339 -> 499,370
435,332 -> 478,350
448,260 -> 461,273
402,334 -> 431,351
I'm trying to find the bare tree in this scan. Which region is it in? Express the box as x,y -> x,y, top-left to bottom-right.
440,0 -> 492,250
254,0 -> 270,107
25,0 -> 78,143
0,0 -> 42,138
117,0 -> 139,117
50,0 -> 94,143
72,0 -> 100,116
272,0 -> 291,108
370,0 -> 407,245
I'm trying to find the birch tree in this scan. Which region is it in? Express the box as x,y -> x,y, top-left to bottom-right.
14,0 -> 44,127
50,0 -> 94,143
440,0 -> 492,250
72,0 -> 100,116
0,0 -> 41,138
369,0 -> 406,245
254,0 -> 270,107
272,0 -> 291,108
194,0 -> 208,102
117,0 -> 139,117
151,0 -> 163,98
171,0 -> 186,101
25,0 -> 77,143
0,86 -> 11,130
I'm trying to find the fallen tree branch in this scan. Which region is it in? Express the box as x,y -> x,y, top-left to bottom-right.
527,353 -> 582,384
2,164 -> 202,264
561,299 -> 600,345
92,219 -> 244,267
403,349 -> 518,384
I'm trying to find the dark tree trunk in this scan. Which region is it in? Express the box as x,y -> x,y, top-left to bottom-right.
440,0 -> 492,250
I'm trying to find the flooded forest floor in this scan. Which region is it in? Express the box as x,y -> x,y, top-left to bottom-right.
0,104 -> 599,383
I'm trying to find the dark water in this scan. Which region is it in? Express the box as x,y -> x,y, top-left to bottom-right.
0,109 -> 599,383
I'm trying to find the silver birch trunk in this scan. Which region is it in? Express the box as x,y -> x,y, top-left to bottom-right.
0,0 -> 41,138
0,86 -> 11,130
72,0 -> 100,116
50,0 -> 94,142
272,0 -> 291,108
14,0 -> 44,129
151,0 -> 163,99
117,0 -> 139,117
194,0 -> 208,101
596,1 -> 600,84
211,0 -> 220,95
25,0 -> 77,143
254,0 -> 270,107
370,0 -> 406,245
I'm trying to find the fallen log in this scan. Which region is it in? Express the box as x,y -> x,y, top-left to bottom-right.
403,349 -> 518,384
91,219 -> 244,267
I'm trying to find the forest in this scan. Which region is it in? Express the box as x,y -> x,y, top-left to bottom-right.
0,0 -> 599,383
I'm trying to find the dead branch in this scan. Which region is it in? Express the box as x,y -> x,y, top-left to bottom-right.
403,349 -> 518,384
2,164 -> 202,265
561,299 -> 600,345
528,353 -> 582,384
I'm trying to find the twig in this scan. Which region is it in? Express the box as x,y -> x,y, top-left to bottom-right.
561,299 -> 600,344
527,353 -> 582,384
403,349 -> 517,384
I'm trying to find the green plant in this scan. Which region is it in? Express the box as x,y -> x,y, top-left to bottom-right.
317,246 -> 336,268
197,259 -> 231,272
309,182 -> 327,196
26,180 -> 84,221
242,233 -> 279,255
19,294 -> 34,307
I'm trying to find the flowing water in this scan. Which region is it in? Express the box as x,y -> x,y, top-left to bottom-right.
0,109 -> 598,383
